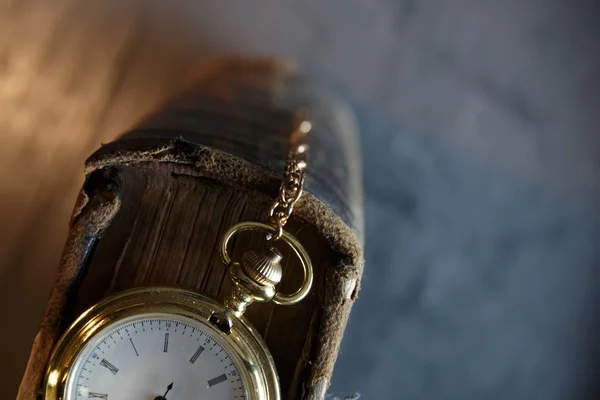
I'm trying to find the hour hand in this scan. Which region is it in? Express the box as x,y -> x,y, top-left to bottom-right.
154,382 -> 173,400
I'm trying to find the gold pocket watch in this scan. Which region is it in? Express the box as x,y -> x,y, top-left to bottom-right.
44,117 -> 313,400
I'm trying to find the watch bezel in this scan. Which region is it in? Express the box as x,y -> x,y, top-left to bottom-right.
44,286 -> 279,400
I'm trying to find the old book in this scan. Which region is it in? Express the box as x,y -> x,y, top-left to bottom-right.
18,59 -> 363,400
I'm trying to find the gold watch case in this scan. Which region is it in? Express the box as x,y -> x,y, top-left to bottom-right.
44,286 -> 280,400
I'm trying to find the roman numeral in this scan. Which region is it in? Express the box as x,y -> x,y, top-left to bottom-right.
99,358 -> 119,375
189,346 -> 205,364
207,373 -> 228,387
88,393 -> 108,399
163,333 -> 169,353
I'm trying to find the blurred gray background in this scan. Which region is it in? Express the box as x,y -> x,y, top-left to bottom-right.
1,0 -> 599,398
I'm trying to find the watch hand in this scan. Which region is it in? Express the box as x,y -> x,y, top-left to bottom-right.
163,382 -> 173,398
153,382 -> 173,400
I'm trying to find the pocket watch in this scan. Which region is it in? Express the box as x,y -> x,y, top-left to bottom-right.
44,117 -> 313,400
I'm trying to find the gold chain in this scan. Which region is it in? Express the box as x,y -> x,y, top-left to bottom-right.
219,112 -> 314,314
267,113 -> 311,241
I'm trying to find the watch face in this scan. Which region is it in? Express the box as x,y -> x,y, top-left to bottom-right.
65,313 -> 247,400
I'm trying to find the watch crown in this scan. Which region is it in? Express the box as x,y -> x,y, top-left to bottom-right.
241,245 -> 283,286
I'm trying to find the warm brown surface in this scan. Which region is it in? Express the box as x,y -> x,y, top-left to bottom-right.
17,164 -> 335,399
2,3 -> 365,398
0,1 -> 198,397
4,0 -> 598,399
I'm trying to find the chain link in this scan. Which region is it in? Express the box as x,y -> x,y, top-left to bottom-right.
267,113 -> 311,241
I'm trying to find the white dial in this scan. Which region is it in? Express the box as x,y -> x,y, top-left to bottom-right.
65,313 -> 247,400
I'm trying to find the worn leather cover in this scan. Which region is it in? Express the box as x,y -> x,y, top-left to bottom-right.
18,59 -> 363,400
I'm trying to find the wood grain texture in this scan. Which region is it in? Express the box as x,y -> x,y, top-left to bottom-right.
69,166 -> 333,398
1,2 -> 363,399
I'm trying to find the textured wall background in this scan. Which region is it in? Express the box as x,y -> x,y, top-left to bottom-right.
1,0 -> 599,398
